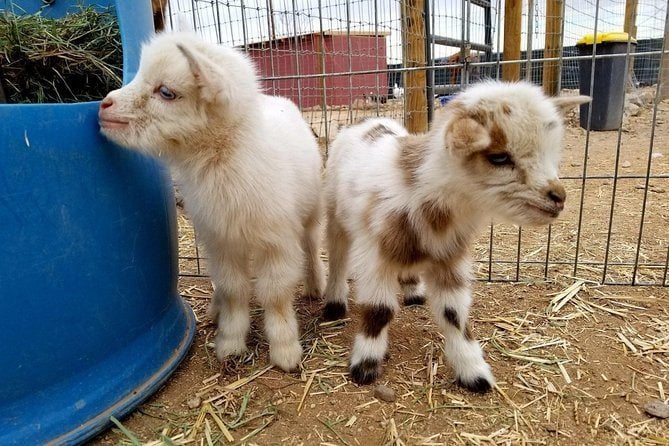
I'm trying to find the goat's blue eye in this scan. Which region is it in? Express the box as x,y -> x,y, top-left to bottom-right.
486,152 -> 514,167
158,85 -> 176,100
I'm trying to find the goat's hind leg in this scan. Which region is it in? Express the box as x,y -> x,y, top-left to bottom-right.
302,209 -> 325,300
425,259 -> 494,393
398,272 -> 425,306
349,254 -> 400,385
322,209 -> 351,320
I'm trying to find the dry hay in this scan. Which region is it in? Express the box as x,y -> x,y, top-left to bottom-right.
93,278 -> 668,446
0,5 -> 122,103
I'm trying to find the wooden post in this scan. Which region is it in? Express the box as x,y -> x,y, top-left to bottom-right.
624,0 -> 638,38
543,0 -> 563,96
402,0 -> 428,133
624,0 -> 639,90
503,0 -> 522,81
661,9 -> 669,100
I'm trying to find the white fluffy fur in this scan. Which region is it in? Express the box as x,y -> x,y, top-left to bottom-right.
324,81 -> 590,390
99,32 -> 325,371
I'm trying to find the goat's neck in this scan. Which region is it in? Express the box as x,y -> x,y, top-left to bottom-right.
169,109 -> 256,172
407,130 -> 481,225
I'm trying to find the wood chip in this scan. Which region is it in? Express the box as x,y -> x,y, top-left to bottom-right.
543,423 -> 558,433
187,397 -> 202,409
374,385 -> 396,402
643,400 -> 669,419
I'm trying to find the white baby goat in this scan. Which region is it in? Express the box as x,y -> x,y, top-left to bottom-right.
323,81 -> 589,392
99,32 -> 325,372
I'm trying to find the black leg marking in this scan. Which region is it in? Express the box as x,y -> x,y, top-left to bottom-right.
403,294 -> 426,306
350,358 -> 382,385
361,305 -> 394,338
443,307 -> 461,330
456,376 -> 492,394
323,301 -> 347,321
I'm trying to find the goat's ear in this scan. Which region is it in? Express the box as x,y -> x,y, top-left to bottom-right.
176,43 -> 228,104
552,95 -> 591,115
444,107 -> 492,154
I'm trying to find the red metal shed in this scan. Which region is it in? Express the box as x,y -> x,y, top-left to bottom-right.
245,31 -> 389,108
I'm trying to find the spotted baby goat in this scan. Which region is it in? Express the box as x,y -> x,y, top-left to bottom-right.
99,32 -> 325,372
323,81 -> 589,392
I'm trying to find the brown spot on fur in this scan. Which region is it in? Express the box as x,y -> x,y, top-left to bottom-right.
502,103 -> 512,115
378,212 -> 428,266
420,199 -> 451,233
363,124 -> 396,142
469,108 -> 489,126
432,255 -> 469,290
361,304 -> 394,338
397,135 -> 429,187
448,116 -> 488,153
398,275 -> 419,286
488,122 -> 507,151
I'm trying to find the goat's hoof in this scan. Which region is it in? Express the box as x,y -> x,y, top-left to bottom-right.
302,291 -> 322,301
270,341 -> 303,372
456,376 -> 493,394
322,302 -> 347,321
350,359 -> 381,385
403,294 -> 426,306
215,335 -> 248,361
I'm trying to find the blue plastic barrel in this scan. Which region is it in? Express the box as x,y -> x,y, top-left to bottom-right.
438,95 -> 454,107
0,1 -> 195,444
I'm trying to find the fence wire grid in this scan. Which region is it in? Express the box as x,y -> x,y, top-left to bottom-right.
165,0 -> 669,286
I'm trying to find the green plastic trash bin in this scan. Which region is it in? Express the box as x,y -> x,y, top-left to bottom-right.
576,32 -> 636,130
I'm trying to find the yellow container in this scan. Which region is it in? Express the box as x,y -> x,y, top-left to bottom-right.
576,31 -> 637,45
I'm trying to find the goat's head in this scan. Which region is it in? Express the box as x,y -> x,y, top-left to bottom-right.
440,81 -> 590,226
99,32 -> 258,159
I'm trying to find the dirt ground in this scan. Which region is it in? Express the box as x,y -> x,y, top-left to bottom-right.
90,92 -> 668,445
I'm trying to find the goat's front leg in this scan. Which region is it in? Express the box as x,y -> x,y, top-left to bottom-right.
424,258 -> 494,393
209,248 -> 252,360
349,255 -> 400,384
254,240 -> 304,372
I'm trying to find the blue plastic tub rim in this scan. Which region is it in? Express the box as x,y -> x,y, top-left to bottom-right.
0,1 -> 196,444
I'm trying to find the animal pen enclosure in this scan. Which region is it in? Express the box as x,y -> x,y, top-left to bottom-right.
166,0 -> 668,287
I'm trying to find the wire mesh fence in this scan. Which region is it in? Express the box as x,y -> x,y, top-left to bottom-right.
166,0 -> 668,286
